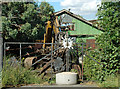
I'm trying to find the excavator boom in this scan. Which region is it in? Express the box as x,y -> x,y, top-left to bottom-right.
43,16 -> 59,49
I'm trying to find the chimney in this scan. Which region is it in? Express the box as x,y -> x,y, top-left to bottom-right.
68,9 -> 71,12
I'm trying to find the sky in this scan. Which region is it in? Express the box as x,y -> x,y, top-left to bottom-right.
36,0 -> 101,20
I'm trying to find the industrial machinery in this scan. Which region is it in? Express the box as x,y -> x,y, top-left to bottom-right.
23,14 -> 82,80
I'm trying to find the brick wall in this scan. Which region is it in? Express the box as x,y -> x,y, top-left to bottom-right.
86,39 -> 96,49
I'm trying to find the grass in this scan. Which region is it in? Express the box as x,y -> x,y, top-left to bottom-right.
97,74 -> 119,87
2,66 -> 43,87
2,58 -> 45,87
2,57 -> 56,87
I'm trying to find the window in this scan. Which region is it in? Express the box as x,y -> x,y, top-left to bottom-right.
60,23 -> 75,31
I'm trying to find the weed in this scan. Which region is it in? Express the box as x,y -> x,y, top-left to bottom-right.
2,58 -> 43,87
97,74 -> 119,87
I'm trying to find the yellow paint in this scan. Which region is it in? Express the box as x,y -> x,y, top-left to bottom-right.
43,16 -> 60,49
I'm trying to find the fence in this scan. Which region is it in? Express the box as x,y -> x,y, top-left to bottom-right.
3,41 -> 103,84
0,33 -> 3,84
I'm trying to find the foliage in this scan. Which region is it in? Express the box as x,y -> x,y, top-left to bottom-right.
84,2 -> 120,83
96,2 -> 120,74
2,2 -> 54,42
48,77 -> 56,84
84,50 -> 105,81
97,74 -> 119,87
84,49 -> 119,88
39,1 -> 55,22
2,58 -> 43,87
70,69 -> 78,73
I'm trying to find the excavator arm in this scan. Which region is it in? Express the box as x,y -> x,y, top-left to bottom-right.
43,16 -> 60,49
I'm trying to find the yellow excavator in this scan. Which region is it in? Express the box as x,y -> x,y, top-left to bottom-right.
43,16 -> 60,49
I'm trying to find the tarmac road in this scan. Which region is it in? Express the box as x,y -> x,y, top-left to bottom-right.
21,82 -> 99,87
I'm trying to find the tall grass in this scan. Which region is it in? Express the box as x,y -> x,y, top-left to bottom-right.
97,74 -> 119,87
2,58 -> 43,87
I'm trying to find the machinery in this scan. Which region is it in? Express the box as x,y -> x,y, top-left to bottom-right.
24,14 -> 82,80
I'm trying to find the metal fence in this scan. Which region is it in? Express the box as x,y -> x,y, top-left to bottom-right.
0,33 -> 3,84
3,42 -> 62,83
4,42 -> 54,63
3,42 -> 102,83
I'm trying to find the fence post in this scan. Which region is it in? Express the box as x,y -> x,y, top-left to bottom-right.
0,33 -> 3,86
66,48 -> 70,72
20,43 -> 21,63
82,43 -> 84,82
50,43 -> 53,84
66,32 -> 70,72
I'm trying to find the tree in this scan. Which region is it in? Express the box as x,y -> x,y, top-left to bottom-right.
39,1 -> 55,22
2,2 -> 54,42
96,2 -> 120,74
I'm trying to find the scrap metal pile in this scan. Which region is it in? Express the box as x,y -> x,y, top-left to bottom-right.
5,14 -> 83,81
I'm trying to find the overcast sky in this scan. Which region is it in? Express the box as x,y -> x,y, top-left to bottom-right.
36,0 -> 101,20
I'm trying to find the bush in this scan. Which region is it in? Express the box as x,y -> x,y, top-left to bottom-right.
84,47 -> 119,86
97,74 -> 119,87
96,1 -> 120,77
2,58 -> 43,87
84,50 -> 104,81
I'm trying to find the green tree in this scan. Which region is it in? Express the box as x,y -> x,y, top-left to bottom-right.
39,1 -> 54,22
2,2 -> 54,42
96,2 -> 120,74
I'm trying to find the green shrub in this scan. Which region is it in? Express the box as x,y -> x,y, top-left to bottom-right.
96,1 -> 120,78
97,74 -> 119,87
84,48 -> 119,84
2,59 -> 43,87
48,77 -> 56,84
83,49 -> 110,82
70,69 -> 78,73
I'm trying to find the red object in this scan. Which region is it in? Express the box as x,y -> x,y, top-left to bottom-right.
86,39 -> 96,49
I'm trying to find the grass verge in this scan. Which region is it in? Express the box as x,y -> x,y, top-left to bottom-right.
2,60 -> 44,87
97,74 -> 119,87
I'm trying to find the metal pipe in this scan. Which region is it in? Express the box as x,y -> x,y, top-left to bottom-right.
84,53 -> 101,65
32,46 -> 62,66
76,47 -> 101,65
50,43 -> 53,84
81,45 -> 83,81
0,34 -> 3,83
4,42 -> 6,67
66,32 -> 70,72
66,48 -> 70,72
20,43 -> 21,63
5,42 -> 56,45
